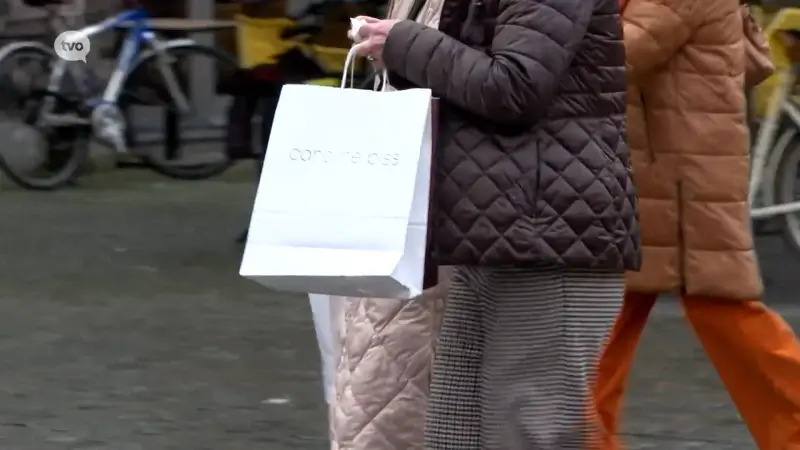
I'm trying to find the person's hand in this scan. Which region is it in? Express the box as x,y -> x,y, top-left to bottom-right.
352,18 -> 400,67
347,15 -> 380,42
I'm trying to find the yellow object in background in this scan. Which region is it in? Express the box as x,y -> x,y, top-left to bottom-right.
234,14 -> 351,73
306,78 -> 342,86
235,15 -> 296,67
312,47 -> 351,74
751,8 -> 800,118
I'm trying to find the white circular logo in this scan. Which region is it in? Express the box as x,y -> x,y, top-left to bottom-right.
54,31 -> 90,63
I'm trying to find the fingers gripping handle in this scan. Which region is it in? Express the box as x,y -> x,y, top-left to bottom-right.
341,18 -> 389,92
348,17 -> 367,44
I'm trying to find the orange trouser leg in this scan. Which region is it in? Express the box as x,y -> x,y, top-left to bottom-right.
595,291 -> 658,450
682,297 -> 800,450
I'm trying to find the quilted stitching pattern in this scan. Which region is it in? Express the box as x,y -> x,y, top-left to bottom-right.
622,0 -> 762,299
331,290 -> 447,449
383,0 -> 641,269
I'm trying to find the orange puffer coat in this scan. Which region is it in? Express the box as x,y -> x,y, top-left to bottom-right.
623,0 -> 762,299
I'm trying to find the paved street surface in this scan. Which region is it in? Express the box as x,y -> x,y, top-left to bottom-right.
0,164 -> 797,449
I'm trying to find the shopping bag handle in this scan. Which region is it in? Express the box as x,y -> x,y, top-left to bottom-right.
341,45 -> 389,92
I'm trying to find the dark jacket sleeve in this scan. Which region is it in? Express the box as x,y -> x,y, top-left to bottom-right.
382,0 -> 594,124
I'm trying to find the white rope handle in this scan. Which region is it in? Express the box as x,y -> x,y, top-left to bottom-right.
341,45 -> 360,89
343,16 -> 389,92
375,69 -> 389,92
340,46 -> 390,92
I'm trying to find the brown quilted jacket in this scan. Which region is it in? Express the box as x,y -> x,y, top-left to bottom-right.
383,0 -> 641,269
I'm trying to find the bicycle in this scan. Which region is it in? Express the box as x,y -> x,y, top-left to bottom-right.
0,0 -> 85,120
0,1 -> 239,190
749,7 -> 800,257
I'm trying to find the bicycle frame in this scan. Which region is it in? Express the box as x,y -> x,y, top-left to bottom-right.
749,63 -> 800,219
42,8 -> 190,116
748,8 -> 800,220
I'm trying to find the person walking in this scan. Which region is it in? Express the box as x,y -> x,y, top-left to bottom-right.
326,4 -> 453,450
351,0 -> 640,448
594,1 -> 800,449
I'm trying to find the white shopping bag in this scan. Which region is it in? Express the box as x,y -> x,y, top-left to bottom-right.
240,49 -> 433,299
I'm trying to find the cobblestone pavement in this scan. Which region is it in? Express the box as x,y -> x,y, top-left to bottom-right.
0,165 -> 796,449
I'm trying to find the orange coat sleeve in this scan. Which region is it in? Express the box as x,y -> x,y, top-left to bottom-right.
623,0 -> 697,80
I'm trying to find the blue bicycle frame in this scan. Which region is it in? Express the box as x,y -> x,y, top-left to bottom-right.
45,8 -> 190,111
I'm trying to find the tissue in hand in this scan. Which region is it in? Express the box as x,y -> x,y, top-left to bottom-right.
349,17 -> 366,43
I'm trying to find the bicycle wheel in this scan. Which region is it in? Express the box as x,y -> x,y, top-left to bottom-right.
0,90 -> 91,190
0,43 -> 56,120
123,43 -> 238,180
775,128 -> 800,257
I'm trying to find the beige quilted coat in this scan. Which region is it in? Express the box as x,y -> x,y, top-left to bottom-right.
330,268 -> 449,450
329,3 -> 447,448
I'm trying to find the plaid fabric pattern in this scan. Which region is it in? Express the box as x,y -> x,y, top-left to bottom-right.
424,266 -> 623,449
